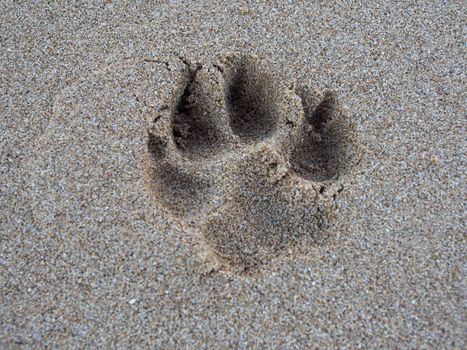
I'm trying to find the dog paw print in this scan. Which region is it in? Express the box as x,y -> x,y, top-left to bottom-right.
148,55 -> 361,269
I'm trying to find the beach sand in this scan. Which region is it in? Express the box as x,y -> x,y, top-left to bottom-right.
1,1 -> 465,348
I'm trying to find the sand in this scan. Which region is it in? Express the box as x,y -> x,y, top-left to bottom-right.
1,1 -> 465,348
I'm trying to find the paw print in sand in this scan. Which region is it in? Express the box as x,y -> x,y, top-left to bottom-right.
148,55 -> 361,269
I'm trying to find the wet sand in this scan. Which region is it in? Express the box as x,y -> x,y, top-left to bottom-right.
1,2 -> 465,348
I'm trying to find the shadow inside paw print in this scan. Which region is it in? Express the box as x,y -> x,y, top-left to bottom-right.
148,55 -> 361,270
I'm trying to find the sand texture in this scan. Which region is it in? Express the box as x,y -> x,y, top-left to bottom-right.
1,1 -> 465,348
